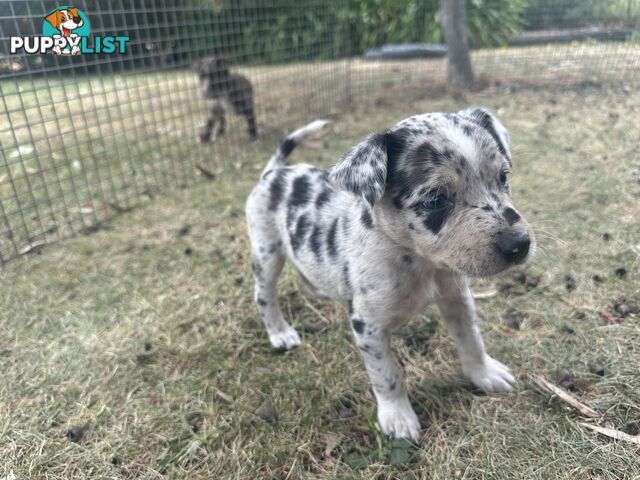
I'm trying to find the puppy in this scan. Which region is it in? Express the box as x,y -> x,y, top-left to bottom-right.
245,111 -> 534,441
194,56 -> 257,142
45,7 -> 83,55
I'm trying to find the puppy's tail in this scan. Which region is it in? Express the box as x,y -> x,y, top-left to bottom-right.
263,119 -> 330,174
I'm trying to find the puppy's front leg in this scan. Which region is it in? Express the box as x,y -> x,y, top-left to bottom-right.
435,270 -> 515,392
350,308 -> 420,441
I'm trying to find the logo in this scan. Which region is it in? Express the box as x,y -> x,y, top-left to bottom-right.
10,6 -> 129,56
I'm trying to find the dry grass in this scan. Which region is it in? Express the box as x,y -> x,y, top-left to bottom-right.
1,69 -> 640,479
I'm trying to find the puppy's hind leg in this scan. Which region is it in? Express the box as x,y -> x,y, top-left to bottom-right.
214,102 -> 225,137
245,107 -> 258,140
200,110 -> 216,143
249,235 -> 301,350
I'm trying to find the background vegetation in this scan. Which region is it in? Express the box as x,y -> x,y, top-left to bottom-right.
2,0 -> 640,73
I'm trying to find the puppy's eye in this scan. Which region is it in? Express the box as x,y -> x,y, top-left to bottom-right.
499,170 -> 509,186
422,193 -> 448,210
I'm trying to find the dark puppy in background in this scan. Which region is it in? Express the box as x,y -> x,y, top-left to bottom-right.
194,56 -> 257,142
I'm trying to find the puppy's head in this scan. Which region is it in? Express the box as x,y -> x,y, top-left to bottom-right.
194,56 -> 231,80
330,108 -> 535,277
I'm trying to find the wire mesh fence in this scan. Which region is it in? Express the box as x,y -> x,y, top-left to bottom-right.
1,0 -> 639,265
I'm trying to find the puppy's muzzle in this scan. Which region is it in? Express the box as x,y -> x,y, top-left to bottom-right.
496,231 -> 531,264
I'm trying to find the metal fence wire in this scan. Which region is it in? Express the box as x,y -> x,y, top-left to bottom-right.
1,0 -> 639,265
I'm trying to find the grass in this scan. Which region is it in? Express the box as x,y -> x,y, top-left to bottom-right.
1,58 -> 640,478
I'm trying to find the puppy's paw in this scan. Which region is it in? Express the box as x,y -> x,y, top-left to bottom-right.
466,355 -> 515,393
268,327 -> 301,350
377,397 -> 421,442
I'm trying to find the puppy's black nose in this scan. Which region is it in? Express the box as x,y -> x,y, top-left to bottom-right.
73,17 -> 81,23
496,232 -> 530,263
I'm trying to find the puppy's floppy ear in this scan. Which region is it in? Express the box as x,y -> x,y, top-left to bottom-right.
45,10 -> 63,29
458,107 -> 512,164
330,131 -> 402,206
67,7 -> 79,18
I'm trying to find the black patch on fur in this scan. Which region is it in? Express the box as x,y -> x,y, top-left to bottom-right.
410,142 -> 448,165
402,255 -> 413,265
503,207 -> 520,225
351,318 -> 365,334
342,263 -> 351,292
408,223 -> 415,230
333,133 -> 389,206
268,241 -> 282,254
315,188 -> 332,208
481,205 -> 493,211
327,218 -> 339,258
291,215 -> 310,251
474,109 -> 509,160
361,209 -> 374,229
358,127 -> 406,203
359,344 -> 371,353
268,169 -> 288,211
423,203 -> 454,234
490,193 -> 499,203
308,224 -> 323,260
280,138 -> 296,158
257,297 -> 268,307
290,175 -> 311,207
251,261 -> 263,278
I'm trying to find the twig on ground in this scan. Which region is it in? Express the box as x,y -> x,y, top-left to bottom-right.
195,164 -> 216,179
534,375 -> 599,418
581,423 -> 640,445
300,292 -> 331,325
213,387 -> 234,403
472,288 -> 498,299
18,240 -> 48,255
106,201 -> 135,213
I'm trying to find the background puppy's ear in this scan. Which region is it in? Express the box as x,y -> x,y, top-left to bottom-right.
458,107 -> 512,164
330,132 -> 396,206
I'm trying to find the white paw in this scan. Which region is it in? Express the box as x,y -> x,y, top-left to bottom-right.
268,327 -> 301,350
465,355 -> 516,393
377,397 -> 421,442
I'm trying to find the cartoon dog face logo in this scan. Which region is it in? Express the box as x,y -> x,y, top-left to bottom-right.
44,7 -> 85,55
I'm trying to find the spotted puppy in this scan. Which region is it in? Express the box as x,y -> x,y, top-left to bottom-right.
194,56 -> 257,142
246,110 -> 534,441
